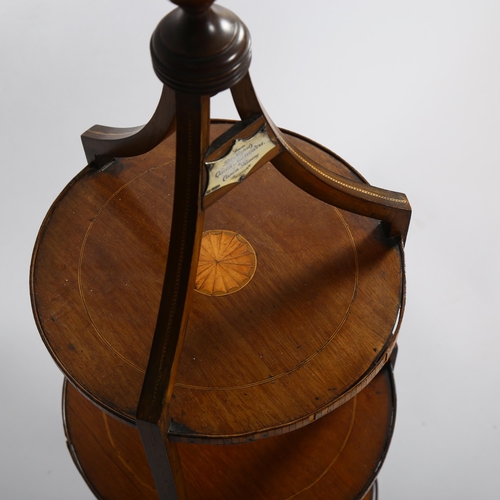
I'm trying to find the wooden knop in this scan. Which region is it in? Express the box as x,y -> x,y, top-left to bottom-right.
151,0 -> 251,94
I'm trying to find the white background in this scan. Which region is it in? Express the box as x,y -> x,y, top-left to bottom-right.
1,0 -> 500,498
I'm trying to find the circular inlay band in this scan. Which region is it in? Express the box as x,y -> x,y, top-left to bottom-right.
195,230 -> 257,296
32,121 -> 404,438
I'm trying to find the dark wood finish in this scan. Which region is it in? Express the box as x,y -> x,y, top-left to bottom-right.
63,364 -> 395,499
31,122 -> 405,441
150,2 -> 251,94
81,85 -> 176,166
231,75 -> 411,242
32,1 -> 410,498
136,91 -> 210,500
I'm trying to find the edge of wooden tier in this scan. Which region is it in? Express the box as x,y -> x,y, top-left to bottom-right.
63,363 -> 395,500
32,121 -> 405,442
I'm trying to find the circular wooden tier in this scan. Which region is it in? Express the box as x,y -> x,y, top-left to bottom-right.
32,121 -> 404,441
63,364 -> 394,500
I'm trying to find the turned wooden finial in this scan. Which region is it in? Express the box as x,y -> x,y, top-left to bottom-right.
170,0 -> 215,10
150,0 -> 251,94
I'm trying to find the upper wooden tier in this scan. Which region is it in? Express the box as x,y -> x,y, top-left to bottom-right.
31,121 -> 405,443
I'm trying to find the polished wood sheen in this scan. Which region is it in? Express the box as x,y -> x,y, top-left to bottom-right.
31,121 -> 404,442
63,363 -> 394,499
31,1 -> 410,497
150,2 -> 251,94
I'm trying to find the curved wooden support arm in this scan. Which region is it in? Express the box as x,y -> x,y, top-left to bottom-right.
231,74 -> 411,242
136,92 -> 209,500
81,85 -> 176,166
271,134 -> 411,242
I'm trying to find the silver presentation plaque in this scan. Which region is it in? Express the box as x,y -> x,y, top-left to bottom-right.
205,125 -> 275,196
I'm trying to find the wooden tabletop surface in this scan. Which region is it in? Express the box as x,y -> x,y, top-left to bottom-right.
32,121 -> 405,442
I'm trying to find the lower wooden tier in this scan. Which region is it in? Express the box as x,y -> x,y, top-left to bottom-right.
63,365 -> 394,499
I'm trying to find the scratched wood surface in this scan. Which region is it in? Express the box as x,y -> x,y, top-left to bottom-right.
63,363 -> 394,500
31,121 -> 404,442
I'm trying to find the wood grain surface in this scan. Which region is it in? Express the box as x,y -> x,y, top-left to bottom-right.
63,364 -> 394,500
194,230 -> 257,296
32,121 -> 404,442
